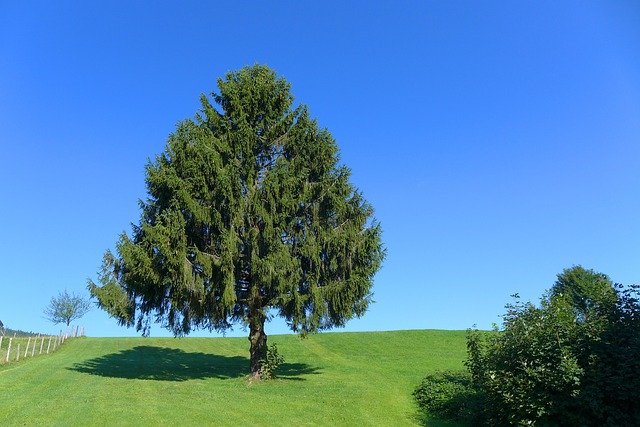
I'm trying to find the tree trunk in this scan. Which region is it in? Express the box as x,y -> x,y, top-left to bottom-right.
248,311 -> 267,378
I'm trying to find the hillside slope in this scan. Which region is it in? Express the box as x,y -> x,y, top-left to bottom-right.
0,330 -> 467,426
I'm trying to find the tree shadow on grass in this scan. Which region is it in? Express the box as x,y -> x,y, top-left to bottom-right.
68,346 -> 319,382
69,346 -> 246,381
415,414 -> 471,427
277,362 -> 322,381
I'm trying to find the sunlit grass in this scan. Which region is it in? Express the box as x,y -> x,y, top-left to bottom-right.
0,334 -> 65,364
0,330 -> 467,425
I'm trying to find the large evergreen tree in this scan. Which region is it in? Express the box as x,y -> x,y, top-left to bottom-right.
89,65 -> 385,376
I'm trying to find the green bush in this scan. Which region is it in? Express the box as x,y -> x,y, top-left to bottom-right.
259,343 -> 284,380
415,266 -> 640,426
466,267 -> 640,426
572,283 -> 640,426
469,297 -> 583,425
413,370 -> 485,424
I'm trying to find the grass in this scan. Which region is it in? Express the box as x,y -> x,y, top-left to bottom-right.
0,335 -> 62,363
0,329 -> 467,426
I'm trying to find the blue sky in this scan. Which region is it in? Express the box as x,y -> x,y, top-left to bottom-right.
1,1 -> 639,337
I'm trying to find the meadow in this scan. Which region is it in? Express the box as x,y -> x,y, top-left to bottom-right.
0,334 -> 64,364
0,330 -> 467,426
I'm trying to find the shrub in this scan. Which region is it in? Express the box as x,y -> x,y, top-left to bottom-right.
572,283 -> 640,426
413,370 -> 486,424
259,343 -> 285,380
470,296 -> 583,425
414,267 -> 640,426
466,267 -> 640,426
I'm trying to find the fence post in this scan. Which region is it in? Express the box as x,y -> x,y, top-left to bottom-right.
32,336 -> 37,357
0,336 -> 3,353
39,336 -> 44,355
24,337 -> 30,358
16,344 -> 20,361
47,336 -> 52,354
6,337 -> 12,363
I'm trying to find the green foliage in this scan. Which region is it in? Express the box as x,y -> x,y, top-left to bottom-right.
464,327 -> 485,391
413,370 -> 485,424
460,266 -> 640,426
258,343 -> 285,380
550,265 -> 618,324
88,65 -> 384,374
574,283 -> 640,426
43,290 -> 91,327
472,296 -> 583,425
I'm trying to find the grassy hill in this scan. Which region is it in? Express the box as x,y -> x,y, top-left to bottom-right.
0,330 -> 467,426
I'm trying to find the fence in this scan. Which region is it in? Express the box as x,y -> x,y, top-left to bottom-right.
0,326 -> 85,365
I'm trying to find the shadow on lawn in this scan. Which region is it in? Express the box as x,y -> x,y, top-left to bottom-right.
68,346 -> 319,381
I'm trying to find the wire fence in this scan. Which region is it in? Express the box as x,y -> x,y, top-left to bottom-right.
0,326 -> 85,365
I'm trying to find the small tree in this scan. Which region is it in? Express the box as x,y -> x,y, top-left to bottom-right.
44,290 -> 91,327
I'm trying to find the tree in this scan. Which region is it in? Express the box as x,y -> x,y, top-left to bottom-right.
88,65 -> 385,377
550,265 -> 618,323
44,290 -> 91,327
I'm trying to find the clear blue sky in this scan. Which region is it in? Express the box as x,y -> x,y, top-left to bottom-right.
1,1 -> 639,337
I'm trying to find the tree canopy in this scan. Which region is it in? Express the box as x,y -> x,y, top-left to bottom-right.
44,290 -> 91,327
88,65 -> 385,376
550,265 -> 618,323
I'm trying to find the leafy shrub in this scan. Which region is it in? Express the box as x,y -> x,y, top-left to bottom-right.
469,296 -> 583,425
413,370 -> 485,424
466,267 -> 640,426
259,343 -> 285,380
414,267 -> 640,426
572,283 -> 640,426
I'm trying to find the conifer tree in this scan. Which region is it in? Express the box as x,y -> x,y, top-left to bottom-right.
89,65 -> 384,376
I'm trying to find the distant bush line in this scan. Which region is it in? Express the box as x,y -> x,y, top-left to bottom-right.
3,328 -> 43,337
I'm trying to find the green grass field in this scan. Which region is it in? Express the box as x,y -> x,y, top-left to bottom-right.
0,335 -> 63,363
0,330 -> 467,426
